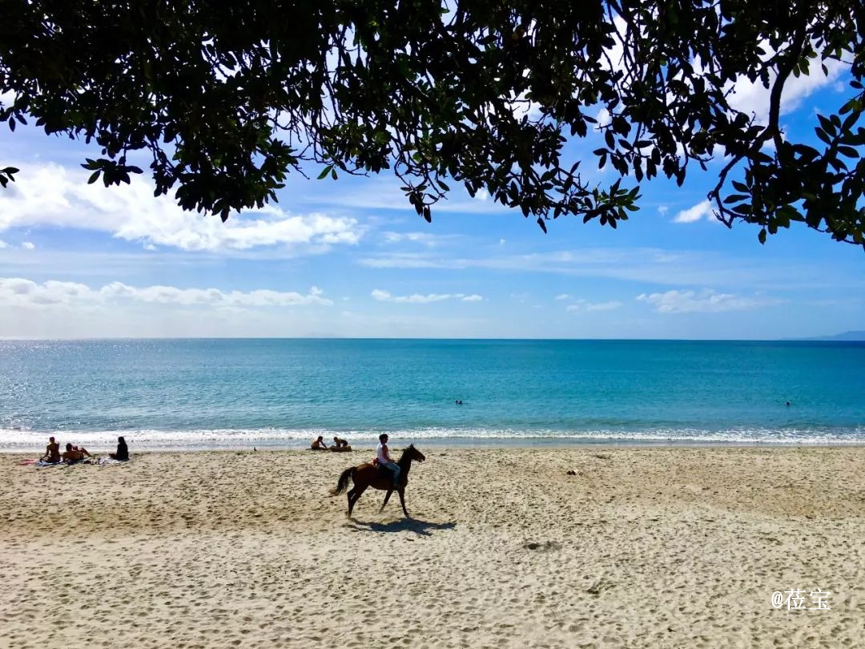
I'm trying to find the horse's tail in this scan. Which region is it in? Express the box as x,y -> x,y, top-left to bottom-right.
330,466 -> 356,496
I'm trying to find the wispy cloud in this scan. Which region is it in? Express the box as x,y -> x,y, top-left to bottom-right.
0,277 -> 332,309
636,289 -> 783,313
566,300 -> 623,312
299,177 -> 512,215
0,163 -> 363,253
358,247 -> 831,290
371,289 -> 483,304
555,294 -> 571,301
381,231 -> 457,247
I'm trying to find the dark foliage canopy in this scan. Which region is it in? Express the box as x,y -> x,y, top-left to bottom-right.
1,0 -> 864,246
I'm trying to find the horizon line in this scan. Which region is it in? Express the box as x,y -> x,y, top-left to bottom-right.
1,336 -> 861,343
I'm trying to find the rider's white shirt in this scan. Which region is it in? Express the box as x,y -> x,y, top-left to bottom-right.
376,442 -> 389,464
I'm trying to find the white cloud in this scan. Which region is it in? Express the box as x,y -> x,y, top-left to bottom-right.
673,200 -> 713,224
595,107 -> 612,131
657,206 -> 669,215
0,240 -> 7,249
381,231 -> 454,247
555,294 -> 571,301
21,241 -> 35,250
499,239 -> 506,245
566,299 -> 623,312
727,52 -> 848,123
636,289 -> 781,313
0,163 -> 363,253
300,177 -> 509,215
356,247 -> 842,290
599,16 -> 628,77
510,91 -> 543,121
371,289 -> 483,304
0,277 -> 332,309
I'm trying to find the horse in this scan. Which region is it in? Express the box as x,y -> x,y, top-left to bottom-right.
330,444 -> 426,518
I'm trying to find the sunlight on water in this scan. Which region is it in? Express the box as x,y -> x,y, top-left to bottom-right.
1,339 -> 863,450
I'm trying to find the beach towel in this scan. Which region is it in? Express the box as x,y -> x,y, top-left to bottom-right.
97,457 -> 129,466
31,457 -> 98,468
34,459 -> 64,468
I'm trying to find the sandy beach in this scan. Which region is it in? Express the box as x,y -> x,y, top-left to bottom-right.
2,446 -> 864,648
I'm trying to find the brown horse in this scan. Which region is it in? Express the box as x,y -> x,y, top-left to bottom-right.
330,444 -> 426,517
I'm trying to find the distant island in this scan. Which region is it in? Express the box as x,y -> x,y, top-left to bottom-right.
799,330 -> 865,342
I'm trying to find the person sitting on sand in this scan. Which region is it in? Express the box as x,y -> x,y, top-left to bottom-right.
109,436 -> 129,461
62,443 -> 91,463
332,436 -> 349,449
40,436 -> 61,463
376,433 -> 400,486
311,435 -> 328,450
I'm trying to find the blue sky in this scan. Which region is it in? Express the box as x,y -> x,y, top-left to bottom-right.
0,63 -> 863,340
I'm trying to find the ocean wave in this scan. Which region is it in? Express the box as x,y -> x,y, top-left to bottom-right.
2,425 -> 865,451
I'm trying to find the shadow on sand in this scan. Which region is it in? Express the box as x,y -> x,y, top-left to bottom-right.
348,518 -> 456,537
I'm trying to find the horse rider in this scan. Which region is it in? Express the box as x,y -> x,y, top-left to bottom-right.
376,433 -> 400,487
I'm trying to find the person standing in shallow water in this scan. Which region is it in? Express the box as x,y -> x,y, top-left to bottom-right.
110,436 -> 128,461
376,433 -> 400,486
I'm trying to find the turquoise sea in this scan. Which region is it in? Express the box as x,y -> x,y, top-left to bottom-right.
1,339 -> 863,451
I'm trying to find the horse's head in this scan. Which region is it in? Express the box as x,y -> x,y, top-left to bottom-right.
407,444 -> 426,463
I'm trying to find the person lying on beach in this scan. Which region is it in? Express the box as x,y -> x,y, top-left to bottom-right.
109,436 -> 129,461
311,436 -> 328,450
40,436 -> 61,463
62,443 -> 91,463
332,436 -> 349,449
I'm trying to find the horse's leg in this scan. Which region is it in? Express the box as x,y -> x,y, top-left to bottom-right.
397,487 -> 409,518
348,485 -> 367,518
346,487 -> 356,516
379,488 -> 393,513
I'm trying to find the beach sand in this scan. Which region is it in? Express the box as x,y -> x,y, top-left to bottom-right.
2,447 -> 864,648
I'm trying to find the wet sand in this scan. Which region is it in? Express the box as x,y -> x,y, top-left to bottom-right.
2,447 -> 864,648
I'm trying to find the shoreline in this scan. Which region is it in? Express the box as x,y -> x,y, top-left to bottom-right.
5,437 -> 865,454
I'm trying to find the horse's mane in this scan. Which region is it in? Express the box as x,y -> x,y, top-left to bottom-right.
397,444 -> 416,466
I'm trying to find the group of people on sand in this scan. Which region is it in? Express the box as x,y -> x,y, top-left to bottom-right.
310,435 -> 352,452
40,435 -> 128,464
